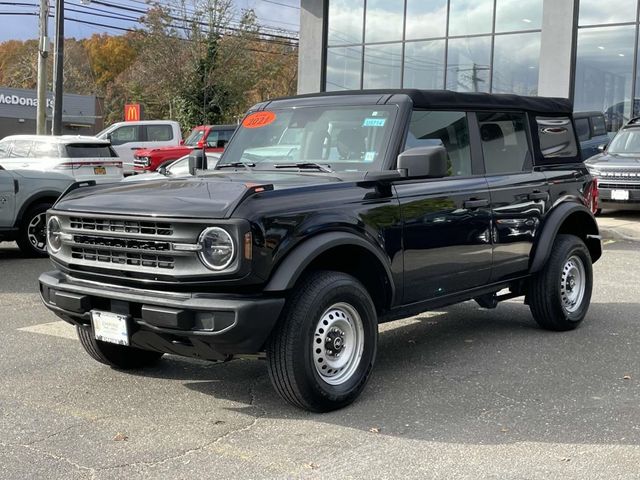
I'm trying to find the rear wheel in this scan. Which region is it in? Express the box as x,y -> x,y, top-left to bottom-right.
16,203 -> 50,257
267,271 -> 377,412
77,325 -> 164,369
528,234 -> 593,331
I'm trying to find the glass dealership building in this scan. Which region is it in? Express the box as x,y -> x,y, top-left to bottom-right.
298,0 -> 640,131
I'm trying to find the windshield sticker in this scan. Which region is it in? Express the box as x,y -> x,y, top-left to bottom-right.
243,111 -> 277,129
363,118 -> 386,127
364,151 -> 376,162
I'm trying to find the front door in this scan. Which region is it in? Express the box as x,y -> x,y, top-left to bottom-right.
0,169 -> 16,227
395,110 -> 493,304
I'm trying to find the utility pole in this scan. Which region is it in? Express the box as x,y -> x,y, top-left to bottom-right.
36,0 -> 49,135
52,0 -> 64,135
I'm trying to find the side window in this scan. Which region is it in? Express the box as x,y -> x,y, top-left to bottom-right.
536,116 -> 578,158
110,126 -> 138,145
9,140 -> 33,158
31,141 -> 61,158
478,112 -> 531,174
575,118 -> 591,142
405,110 -> 472,177
145,124 -> 173,142
0,141 -> 11,157
206,130 -> 220,145
591,115 -> 607,136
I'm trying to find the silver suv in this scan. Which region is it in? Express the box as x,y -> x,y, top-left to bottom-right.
0,166 -> 73,256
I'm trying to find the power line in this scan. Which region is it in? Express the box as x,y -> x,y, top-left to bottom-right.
259,0 -> 299,9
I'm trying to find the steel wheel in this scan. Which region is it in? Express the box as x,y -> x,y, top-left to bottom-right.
312,302 -> 365,386
27,212 -> 47,254
560,254 -> 586,314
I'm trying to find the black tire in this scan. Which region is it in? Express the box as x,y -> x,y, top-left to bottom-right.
266,271 -> 378,412
76,325 -> 164,369
529,234 -> 593,331
16,203 -> 50,257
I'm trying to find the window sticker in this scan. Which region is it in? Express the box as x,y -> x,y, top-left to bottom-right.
364,151 -> 376,162
242,111 -> 277,129
363,118 -> 386,127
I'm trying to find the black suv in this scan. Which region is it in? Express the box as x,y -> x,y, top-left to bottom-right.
39,90 -> 601,412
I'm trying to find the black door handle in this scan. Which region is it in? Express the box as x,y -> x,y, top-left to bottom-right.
463,198 -> 490,209
528,190 -> 548,201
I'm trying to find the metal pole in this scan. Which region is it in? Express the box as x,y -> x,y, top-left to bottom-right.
36,0 -> 49,135
52,0 -> 64,135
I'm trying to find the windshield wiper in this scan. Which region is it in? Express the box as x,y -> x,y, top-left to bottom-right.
216,161 -> 256,171
274,162 -> 334,173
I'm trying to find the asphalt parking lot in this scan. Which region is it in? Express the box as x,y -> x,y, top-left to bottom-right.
0,238 -> 639,480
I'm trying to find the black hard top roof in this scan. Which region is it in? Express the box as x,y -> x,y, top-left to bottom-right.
267,89 -> 573,115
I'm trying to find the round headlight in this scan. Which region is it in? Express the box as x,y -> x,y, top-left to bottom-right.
47,216 -> 62,253
198,227 -> 235,271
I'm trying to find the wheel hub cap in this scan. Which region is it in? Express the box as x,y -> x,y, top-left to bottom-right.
312,302 -> 365,386
560,255 -> 586,314
28,212 -> 47,253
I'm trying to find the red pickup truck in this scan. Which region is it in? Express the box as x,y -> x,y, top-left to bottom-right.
133,124 -> 236,172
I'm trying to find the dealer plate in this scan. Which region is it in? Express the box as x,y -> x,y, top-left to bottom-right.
611,189 -> 630,201
92,310 -> 129,346
94,166 -> 106,175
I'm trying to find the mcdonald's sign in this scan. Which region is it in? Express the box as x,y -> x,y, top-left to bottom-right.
124,103 -> 142,122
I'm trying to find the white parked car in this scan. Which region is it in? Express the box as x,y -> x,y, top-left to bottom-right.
96,120 -> 182,175
122,152 -> 220,182
0,135 -> 123,183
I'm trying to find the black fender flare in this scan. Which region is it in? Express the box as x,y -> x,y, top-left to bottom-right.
264,231 -> 396,305
15,190 -> 64,225
529,202 -> 601,273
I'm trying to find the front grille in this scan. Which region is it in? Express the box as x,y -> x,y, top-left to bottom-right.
69,217 -> 173,236
597,171 -> 640,181
71,246 -> 175,269
73,235 -> 172,252
599,183 -> 640,190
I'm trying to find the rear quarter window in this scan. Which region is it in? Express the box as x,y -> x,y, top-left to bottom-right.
145,124 -> 174,142
536,117 -> 578,159
591,115 -> 607,136
65,144 -> 117,158
31,141 -> 61,158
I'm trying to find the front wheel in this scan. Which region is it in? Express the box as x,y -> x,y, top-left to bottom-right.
528,234 -> 593,331
267,271 -> 378,412
16,203 -> 50,257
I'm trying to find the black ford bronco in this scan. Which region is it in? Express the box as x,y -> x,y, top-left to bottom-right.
39,90 -> 601,412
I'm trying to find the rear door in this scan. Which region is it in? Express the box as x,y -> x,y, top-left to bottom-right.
394,110 -> 493,303
0,167 -> 16,227
63,143 -> 123,182
478,111 -> 549,282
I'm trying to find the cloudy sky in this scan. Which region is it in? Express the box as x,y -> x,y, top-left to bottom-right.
0,0 -> 299,42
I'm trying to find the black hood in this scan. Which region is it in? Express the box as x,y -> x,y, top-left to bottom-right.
54,171 -> 342,218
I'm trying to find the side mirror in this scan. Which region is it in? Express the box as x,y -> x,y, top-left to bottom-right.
158,165 -> 167,176
597,143 -> 608,152
188,150 -> 207,176
179,139 -> 185,146
397,146 -> 448,178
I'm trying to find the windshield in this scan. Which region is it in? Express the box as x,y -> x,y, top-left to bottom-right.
219,105 -> 397,172
607,128 -> 640,154
184,129 -> 205,146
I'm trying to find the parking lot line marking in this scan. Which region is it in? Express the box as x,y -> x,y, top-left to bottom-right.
18,321 -> 76,340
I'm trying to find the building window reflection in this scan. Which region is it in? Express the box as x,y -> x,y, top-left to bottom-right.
324,0 -> 543,94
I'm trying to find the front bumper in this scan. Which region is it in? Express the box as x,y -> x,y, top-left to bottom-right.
39,270 -> 285,359
598,182 -> 640,208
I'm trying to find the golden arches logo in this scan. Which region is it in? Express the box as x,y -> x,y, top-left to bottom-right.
124,104 -> 140,122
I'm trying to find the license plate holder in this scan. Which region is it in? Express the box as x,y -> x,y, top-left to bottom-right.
611,189 -> 630,201
94,166 -> 106,175
92,310 -> 130,346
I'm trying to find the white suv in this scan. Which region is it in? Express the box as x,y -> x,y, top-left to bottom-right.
96,120 -> 182,175
0,135 -> 123,183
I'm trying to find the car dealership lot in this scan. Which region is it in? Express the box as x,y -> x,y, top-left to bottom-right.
0,241 -> 638,480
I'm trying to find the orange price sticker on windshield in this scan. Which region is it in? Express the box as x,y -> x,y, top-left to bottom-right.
243,111 -> 276,129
